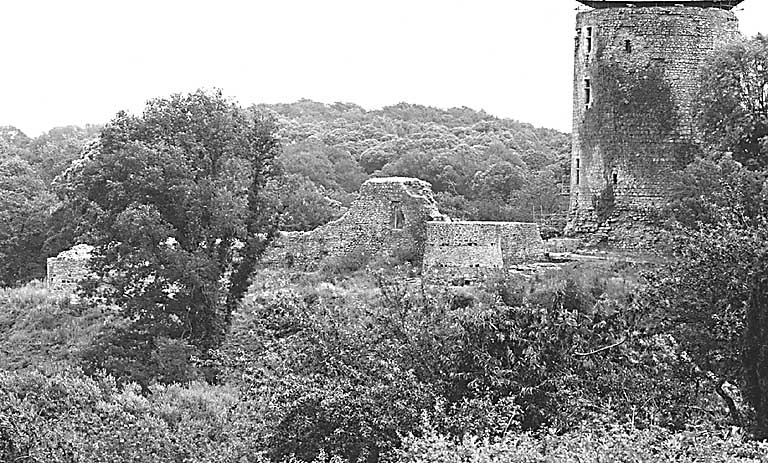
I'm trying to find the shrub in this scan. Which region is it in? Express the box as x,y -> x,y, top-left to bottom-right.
318,248 -> 372,279
400,425 -> 768,462
0,369 -> 267,462
220,262 -> 712,462
0,281 -> 103,372
80,321 -> 203,391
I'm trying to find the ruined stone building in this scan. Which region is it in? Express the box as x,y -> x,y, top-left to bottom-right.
46,244 -> 93,293
48,179 -> 545,290
267,177 -> 545,283
565,0 -> 744,240
423,221 -> 545,284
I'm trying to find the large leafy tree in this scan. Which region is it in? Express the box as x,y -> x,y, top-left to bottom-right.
653,46 -> 768,429
59,90 -> 280,382
0,157 -> 56,286
697,34 -> 768,170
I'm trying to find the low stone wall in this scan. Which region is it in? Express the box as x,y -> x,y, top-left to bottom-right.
46,244 -> 93,293
546,238 -> 582,253
423,221 -> 546,285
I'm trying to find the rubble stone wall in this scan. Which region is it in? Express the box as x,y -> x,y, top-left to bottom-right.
265,177 -> 546,281
424,221 -> 546,284
46,244 -> 93,293
264,177 -> 448,269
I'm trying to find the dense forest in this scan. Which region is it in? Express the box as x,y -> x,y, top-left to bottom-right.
0,100 -> 569,288
1,35 -> 768,462
258,100 -> 570,232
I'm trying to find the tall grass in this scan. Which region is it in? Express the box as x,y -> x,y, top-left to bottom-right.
0,280 -> 105,372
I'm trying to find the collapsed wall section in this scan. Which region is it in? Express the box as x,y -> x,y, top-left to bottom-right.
265,177 -> 448,269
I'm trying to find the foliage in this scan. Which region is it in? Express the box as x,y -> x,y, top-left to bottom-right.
744,240 -> 768,438
80,320 -> 203,391
2,369 -> 763,463
641,225 -> 757,423
0,369 -> 267,462
268,174 -> 344,232
666,156 -> 766,230
652,156 -> 768,434
26,125 -> 103,182
400,424 -> 768,462
55,90 -> 281,387
0,126 -> 32,158
0,157 -> 57,286
697,35 -> 768,171
655,112 -> 768,434
215,261 -> 714,462
257,100 -> 570,227
0,281 -> 104,372
651,36 -> 768,435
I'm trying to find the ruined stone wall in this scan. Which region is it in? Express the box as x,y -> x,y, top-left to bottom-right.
266,177 -> 547,280
566,6 -> 740,235
423,222 -> 545,284
265,177 -> 448,269
46,244 -> 93,293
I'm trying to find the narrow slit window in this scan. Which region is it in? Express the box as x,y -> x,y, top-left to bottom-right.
391,204 -> 405,230
584,79 -> 592,108
612,172 -> 618,185
575,28 -> 581,50
625,40 -> 632,53
576,159 -> 581,185
586,27 -> 593,54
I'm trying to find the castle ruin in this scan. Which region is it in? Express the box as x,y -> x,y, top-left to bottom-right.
48,179 -> 546,291
266,177 -> 545,282
565,0 -> 744,242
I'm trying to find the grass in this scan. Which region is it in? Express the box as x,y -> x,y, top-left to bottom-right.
0,280 -> 106,372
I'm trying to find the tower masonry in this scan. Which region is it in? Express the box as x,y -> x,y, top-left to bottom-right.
565,0 -> 743,240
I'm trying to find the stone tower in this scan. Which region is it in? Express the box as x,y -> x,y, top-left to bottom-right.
565,0 -> 744,239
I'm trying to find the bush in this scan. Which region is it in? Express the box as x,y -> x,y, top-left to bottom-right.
400,425 -> 768,462
80,321 -> 203,391
318,248 -> 372,279
0,369 -> 266,463
218,262 -> 715,462
0,281 -> 103,372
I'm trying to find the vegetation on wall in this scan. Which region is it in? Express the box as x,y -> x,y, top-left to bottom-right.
579,40 -> 694,222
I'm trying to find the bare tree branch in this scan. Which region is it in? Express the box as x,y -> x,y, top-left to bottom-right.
574,338 -> 626,357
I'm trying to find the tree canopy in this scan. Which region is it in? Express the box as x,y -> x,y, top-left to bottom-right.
258,100 -> 570,230
56,90 -> 281,385
698,34 -> 768,170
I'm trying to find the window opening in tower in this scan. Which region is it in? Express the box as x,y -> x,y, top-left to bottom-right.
584,79 -> 592,108
576,159 -> 581,185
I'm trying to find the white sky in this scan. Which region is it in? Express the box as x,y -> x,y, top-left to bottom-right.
0,0 -> 765,136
